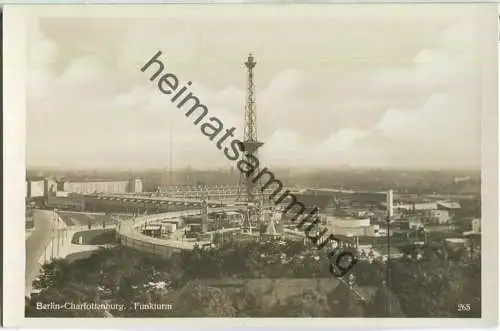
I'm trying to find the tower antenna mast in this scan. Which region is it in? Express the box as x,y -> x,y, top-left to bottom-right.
238,53 -> 264,233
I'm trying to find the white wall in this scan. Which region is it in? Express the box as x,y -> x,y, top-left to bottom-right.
326,225 -> 379,237
134,179 -> 143,193
64,181 -> 129,194
325,216 -> 370,228
30,180 -> 45,197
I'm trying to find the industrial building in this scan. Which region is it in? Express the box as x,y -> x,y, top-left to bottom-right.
46,192 -> 86,211
423,209 -> 451,224
393,202 -> 438,211
291,193 -> 338,214
26,176 -> 140,199
301,188 -> 388,208
385,200 -> 460,214
26,178 -> 57,198
28,180 -> 45,198
209,211 -> 243,229
325,216 -> 370,228
471,218 -> 481,233
324,215 -> 381,237
462,218 -> 481,235
62,178 -> 143,195
157,185 -> 278,202
395,216 -> 424,230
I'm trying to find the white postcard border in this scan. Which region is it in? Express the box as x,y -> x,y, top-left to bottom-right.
3,4 -> 498,328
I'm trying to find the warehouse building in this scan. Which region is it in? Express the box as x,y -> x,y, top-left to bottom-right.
62,178 -> 143,195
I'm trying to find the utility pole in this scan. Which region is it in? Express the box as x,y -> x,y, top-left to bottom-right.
51,232 -> 55,260
56,210 -> 60,258
169,125 -> 173,186
57,228 -> 60,258
386,190 -> 393,316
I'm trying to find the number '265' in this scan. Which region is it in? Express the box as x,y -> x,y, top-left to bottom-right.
457,304 -> 471,312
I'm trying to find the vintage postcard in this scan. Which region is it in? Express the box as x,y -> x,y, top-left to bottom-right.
2,3 -> 498,328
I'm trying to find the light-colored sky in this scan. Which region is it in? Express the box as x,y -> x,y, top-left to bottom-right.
26,5 -> 493,170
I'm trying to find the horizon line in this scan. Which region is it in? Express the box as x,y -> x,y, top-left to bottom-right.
26,165 -> 482,172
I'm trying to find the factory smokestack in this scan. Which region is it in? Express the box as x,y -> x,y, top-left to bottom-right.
386,190 -> 394,219
201,199 -> 208,233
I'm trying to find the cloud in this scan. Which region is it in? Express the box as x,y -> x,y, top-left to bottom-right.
263,69 -> 303,96
321,128 -> 369,153
25,13 -> 488,170
375,93 -> 452,139
261,127 -> 368,167
260,21 -> 483,169
27,22 -> 58,101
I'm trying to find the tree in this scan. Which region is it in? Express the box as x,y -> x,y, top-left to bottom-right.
232,287 -> 263,317
32,259 -> 73,291
349,260 -> 384,286
173,285 -> 237,317
116,276 -> 136,304
327,282 -> 365,317
366,282 -> 404,317
388,251 -> 480,317
269,288 -> 332,317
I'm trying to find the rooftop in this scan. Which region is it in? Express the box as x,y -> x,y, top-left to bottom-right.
65,178 -> 131,183
291,193 -> 335,210
57,211 -> 116,226
437,201 -> 461,209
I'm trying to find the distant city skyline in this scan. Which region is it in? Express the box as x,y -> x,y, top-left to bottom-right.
26,6 -> 492,170
26,164 -> 481,174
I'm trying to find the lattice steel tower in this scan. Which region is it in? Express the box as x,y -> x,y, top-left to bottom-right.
238,53 -> 264,232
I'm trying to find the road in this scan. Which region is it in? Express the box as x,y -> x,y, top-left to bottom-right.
117,217 -> 199,250
25,210 -> 55,293
116,209 -> 219,250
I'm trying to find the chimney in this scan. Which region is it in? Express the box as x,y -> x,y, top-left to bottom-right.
348,274 -> 356,289
201,199 -> 208,233
386,190 -> 394,219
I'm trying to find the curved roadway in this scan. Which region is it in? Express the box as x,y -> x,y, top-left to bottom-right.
26,210 -> 56,292
26,210 -> 116,295
116,207 -> 241,250
117,211 -> 201,250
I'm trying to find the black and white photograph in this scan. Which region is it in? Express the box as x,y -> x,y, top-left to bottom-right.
2,3 -> 498,328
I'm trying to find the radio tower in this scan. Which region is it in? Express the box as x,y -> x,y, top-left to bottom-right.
238,53 -> 264,233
